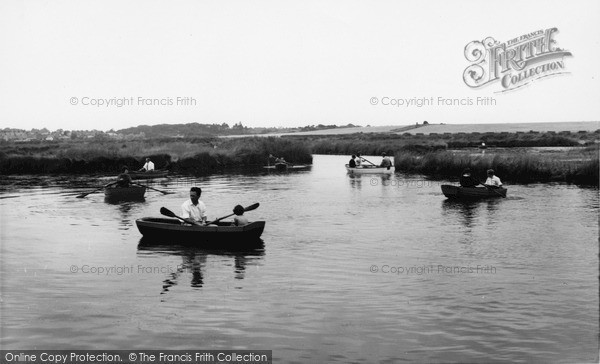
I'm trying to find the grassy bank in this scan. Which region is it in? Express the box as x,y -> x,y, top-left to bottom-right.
394,150 -> 599,185
0,137 -> 312,175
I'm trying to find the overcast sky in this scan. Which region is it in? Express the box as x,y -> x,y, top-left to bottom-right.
1,0 -> 599,131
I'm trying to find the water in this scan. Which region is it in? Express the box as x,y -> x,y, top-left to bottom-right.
1,155 -> 598,362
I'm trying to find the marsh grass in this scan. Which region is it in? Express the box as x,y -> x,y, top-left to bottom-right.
0,137 -> 312,175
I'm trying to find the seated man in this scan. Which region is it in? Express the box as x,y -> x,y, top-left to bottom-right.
139,157 -> 155,171
348,155 -> 357,168
484,169 -> 502,188
459,168 -> 479,188
380,152 -> 392,169
181,187 -> 207,225
116,166 -> 132,187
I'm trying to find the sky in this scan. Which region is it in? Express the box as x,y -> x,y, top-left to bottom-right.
1,0 -> 599,131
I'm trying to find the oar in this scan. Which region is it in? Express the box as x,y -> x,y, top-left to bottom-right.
160,207 -> 202,225
77,182 -> 116,198
478,181 -> 506,198
206,203 -> 260,225
133,182 -> 172,195
359,157 -> 377,166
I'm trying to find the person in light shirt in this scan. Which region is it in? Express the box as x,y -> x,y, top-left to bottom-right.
181,187 -> 207,225
139,157 -> 155,171
484,169 -> 502,188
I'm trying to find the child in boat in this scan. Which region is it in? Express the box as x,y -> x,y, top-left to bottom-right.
232,205 -> 249,226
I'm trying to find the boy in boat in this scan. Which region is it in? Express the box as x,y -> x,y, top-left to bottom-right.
139,157 -> 155,172
232,205 -> 249,226
380,153 -> 392,169
484,169 -> 502,188
459,168 -> 479,188
116,166 -> 132,187
355,153 -> 362,168
181,187 -> 207,226
348,155 -> 357,168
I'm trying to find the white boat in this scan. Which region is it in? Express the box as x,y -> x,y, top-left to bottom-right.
345,164 -> 395,174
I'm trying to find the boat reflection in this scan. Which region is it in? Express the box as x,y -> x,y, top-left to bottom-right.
137,238 -> 265,294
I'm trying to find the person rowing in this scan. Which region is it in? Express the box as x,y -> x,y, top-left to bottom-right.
484,169 -> 502,188
116,166 -> 132,187
355,153 -> 363,168
138,157 -> 155,172
181,187 -> 207,226
379,153 -> 392,169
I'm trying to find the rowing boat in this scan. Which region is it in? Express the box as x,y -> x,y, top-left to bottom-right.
136,217 -> 265,245
345,164 -> 395,174
129,170 -> 169,180
104,186 -> 146,200
441,185 -> 507,199
263,164 -> 309,170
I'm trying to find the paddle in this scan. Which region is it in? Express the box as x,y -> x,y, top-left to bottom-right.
160,207 -> 202,225
77,182 -> 116,198
359,157 -> 377,166
478,181 -> 506,198
133,182 -> 172,195
206,203 -> 260,225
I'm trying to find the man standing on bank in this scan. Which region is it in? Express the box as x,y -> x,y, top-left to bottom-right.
181,187 -> 207,225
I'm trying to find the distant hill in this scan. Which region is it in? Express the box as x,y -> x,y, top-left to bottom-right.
117,122 -> 361,138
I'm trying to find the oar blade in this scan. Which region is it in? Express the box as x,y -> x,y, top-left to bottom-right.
243,203 -> 260,212
160,207 -> 176,217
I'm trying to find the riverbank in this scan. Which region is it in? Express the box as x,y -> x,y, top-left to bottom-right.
1,133 -> 597,185
0,137 -> 312,175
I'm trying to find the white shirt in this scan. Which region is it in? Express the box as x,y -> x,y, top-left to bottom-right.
143,161 -> 155,171
355,158 -> 362,167
485,175 -> 502,187
181,199 -> 207,222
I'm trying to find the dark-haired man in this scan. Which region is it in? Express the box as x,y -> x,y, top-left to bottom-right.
181,187 -> 207,225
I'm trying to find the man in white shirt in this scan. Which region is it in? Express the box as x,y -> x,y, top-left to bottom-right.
181,187 -> 207,225
484,169 -> 502,187
140,158 -> 155,171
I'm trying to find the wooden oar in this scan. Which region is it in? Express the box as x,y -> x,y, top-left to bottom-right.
207,203 -> 260,225
77,182 -> 116,198
133,182 -> 172,195
160,207 -> 202,225
478,182 -> 506,198
359,157 -> 377,166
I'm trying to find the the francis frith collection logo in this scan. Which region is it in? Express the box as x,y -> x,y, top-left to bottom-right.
463,28 -> 572,92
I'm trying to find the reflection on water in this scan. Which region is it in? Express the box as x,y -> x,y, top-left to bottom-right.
137,239 -> 265,294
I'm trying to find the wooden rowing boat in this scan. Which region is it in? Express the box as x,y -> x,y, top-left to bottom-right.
129,170 -> 169,180
263,164 -> 310,170
136,217 -> 265,245
441,185 -> 507,199
104,186 -> 146,199
345,164 -> 395,174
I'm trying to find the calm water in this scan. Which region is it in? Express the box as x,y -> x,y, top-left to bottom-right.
1,155 -> 598,363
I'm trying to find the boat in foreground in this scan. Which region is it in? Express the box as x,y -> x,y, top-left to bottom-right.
136,217 -> 265,245
441,185 -> 507,199
345,164 -> 395,174
104,186 -> 146,200
129,170 -> 169,180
